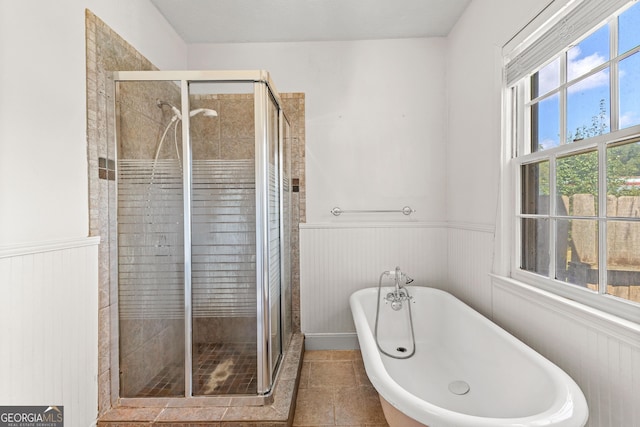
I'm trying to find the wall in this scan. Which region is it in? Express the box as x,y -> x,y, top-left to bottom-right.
189,38 -> 447,223
0,239 -> 99,427
300,224 -> 448,348
0,0 -> 186,246
3,0 -> 638,424
0,1 -> 185,426
444,0 -> 541,314
189,39 -> 448,345
447,0 -> 640,425
493,277 -> 640,426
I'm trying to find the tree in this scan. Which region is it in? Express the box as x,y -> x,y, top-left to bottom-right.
559,99 -> 640,198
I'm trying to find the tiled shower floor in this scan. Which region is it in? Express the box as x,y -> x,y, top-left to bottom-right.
136,342 -> 257,397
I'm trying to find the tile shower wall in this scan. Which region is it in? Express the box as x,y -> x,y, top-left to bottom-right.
87,10 -> 157,411
86,10 -> 305,412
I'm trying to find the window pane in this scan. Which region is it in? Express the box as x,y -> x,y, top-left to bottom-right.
521,162 -> 549,214
531,93 -> 560,151
607,220 -> 640,303
531,58 -> 560,99
567,24 -> 609,82
619,52 -> 640,129
556,151 -> 598,216
567,69 -> 610,142
521,218 -> 549,276
607,140 -> 640,206
557,219 -> 598,290
618,1 -> 640,55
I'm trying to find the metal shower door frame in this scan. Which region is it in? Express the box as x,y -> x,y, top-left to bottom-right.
112,70 -> 284,397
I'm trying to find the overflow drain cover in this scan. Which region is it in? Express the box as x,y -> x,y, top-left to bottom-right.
448,380 -> 470,395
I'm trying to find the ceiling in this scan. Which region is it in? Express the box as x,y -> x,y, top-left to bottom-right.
150,0 -> 472,44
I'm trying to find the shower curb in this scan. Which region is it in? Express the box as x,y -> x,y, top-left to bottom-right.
97,333 -> 304,427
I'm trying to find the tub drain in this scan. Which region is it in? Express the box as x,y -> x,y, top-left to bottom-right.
448,380 -> 470,395
396,347 -> 407,353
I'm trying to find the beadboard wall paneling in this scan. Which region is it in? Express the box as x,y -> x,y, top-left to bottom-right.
300,223 -> 448,336
493,279 -> 640,427
447,225 -> 640,426
0,237 -> 100,427
301,222 -> 640,425
447,224 -> 495,318
492,277 -> 640,427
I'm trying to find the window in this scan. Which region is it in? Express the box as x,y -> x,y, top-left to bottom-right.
507,0 -> 640,322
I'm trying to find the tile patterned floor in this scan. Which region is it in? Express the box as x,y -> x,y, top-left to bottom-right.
192,342 -> 257,395
293,350 -> 390,427
136,342 -> 257,397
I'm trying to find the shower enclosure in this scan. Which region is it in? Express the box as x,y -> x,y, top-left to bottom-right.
112,71 -> 292,398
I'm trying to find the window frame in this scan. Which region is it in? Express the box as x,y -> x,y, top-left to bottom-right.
506,2 -> 640,324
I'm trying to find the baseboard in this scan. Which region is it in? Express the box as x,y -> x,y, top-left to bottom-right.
303,333 -> 360,350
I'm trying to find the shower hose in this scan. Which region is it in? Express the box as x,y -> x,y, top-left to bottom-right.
374,271 -> 416,359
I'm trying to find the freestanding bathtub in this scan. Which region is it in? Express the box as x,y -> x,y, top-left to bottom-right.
350,285 -> 588,427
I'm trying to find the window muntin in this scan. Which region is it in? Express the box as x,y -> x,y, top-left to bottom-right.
513,2 -> 640,313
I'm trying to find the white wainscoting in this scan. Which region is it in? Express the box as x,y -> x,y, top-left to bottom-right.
492,276 -> 640,427
447,223 -> 495,318
0,237 -> 100,427
448,225 -> 640,426
301,222 -> 640,425
300,222 -> 448,349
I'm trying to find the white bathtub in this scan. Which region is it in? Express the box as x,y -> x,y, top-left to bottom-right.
349,286 -> 588,427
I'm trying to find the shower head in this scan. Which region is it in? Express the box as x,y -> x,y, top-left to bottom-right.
189,108 -> 218,117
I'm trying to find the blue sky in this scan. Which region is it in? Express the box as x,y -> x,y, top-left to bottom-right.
533,2 -> 640,150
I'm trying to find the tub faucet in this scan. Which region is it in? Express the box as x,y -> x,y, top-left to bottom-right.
385,266 -> 413,310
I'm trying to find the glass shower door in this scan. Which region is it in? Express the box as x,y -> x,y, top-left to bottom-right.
189,82 -> 259,396
114,71 -> 287,398
116,80 -> 186,398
